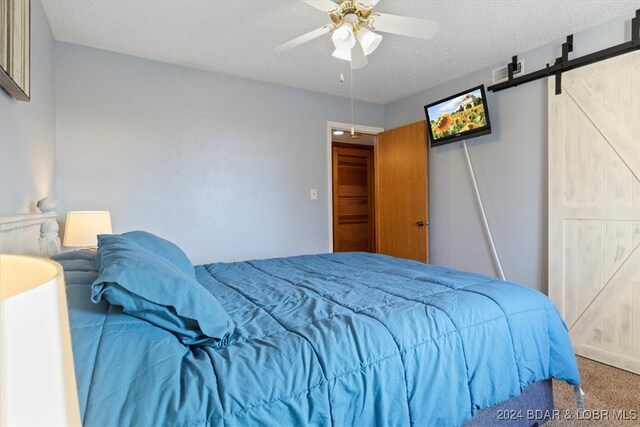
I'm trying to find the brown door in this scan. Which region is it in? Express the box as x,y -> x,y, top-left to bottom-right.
376,121 -> 429,262
332,144 -> 375,252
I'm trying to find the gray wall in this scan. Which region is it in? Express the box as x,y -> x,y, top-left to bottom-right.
385,15 -> 632,292
54,43 -> 385,264
0,0 -> 56,215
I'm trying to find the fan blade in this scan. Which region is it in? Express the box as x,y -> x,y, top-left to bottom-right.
274,25 -> 333,53
369,13 -> 439,40
301,0 -> 339,12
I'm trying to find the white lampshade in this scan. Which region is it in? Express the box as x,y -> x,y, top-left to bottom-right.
63,211 -> 112,248
332,47 -> 352,61
331,23 -> 370,70
331,41 -> 368,69
350,40 -> 368,69
356,27 -> 382,55
0,255 -> 81,427
331,24 -> 356,51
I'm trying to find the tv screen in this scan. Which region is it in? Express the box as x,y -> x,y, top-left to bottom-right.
424,85 -> 491,147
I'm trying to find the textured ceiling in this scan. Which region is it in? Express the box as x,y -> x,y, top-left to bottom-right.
42,0 -> 640,105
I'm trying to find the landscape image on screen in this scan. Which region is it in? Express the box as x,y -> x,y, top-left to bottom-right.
427,88 -> 487,141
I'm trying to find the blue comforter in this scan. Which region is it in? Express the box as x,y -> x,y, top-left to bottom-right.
56,251 -> 580,427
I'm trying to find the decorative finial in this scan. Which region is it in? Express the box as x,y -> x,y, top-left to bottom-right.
37,197 -> 57,213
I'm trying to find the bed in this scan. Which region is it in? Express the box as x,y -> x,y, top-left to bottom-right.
55,241 -> 579,427
0,203 -> 580,427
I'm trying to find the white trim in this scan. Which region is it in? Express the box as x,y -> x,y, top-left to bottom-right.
462,140 -> 506,280
326,121 -> 384,252
0,212 -> 55,232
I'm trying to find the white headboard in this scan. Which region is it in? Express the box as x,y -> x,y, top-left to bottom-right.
0,197 -> 61,256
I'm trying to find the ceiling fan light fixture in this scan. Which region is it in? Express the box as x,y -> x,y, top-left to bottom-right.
277,1 -> 440,61
356,27 -> 382,56
331,24 -> 356,51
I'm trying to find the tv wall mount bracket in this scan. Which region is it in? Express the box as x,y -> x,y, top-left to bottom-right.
488,9 -> 640,95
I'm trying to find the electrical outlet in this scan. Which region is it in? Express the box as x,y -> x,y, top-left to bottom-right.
310,188 -> 318,200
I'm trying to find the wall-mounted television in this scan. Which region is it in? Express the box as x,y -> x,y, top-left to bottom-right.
424,85 -> 492,147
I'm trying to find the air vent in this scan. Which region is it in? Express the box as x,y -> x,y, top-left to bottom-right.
492,59 -> 525,84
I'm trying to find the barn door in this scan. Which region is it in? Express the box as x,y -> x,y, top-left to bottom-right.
549,51 -> 640,373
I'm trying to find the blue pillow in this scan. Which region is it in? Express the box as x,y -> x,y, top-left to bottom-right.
91,234 -> 235,347
121,230 -> 195,278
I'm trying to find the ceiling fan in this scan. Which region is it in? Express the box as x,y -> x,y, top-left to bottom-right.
274,0 -> 439,69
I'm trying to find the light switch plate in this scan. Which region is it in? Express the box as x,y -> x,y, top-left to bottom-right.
310,188 -> 318,200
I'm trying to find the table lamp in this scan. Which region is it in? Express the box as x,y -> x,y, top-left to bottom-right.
63,211 -> 112,250
0,255 -> 81,426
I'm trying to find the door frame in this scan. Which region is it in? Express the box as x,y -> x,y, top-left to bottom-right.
326,121 -> 384,252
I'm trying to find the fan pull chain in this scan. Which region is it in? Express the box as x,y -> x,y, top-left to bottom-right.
350,67 -> 355,137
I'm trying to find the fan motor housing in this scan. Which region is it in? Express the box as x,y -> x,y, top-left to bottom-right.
329,1 -> 373,26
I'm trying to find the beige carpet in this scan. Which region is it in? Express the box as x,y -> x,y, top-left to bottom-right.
548,356 -> 640,426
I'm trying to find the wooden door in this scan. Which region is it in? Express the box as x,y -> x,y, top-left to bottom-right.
549,51 -> 640,373
376,121 -> 429,262
332,144 -> 375,252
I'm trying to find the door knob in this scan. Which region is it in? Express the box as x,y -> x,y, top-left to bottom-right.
416,220 -> 425,227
